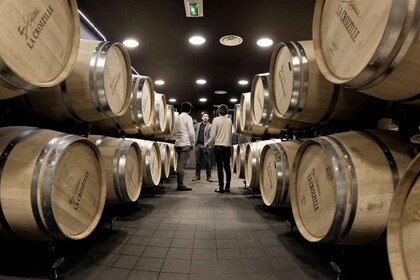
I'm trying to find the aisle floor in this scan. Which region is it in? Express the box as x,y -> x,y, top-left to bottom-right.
0,169 -> 391,280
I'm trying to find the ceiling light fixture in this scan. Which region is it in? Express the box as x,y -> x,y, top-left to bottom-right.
257,38 -> 273,47
155,80 -> 165,85
168,98 -> 176,102
199,98 -> 207,102
196,79 -> 207,84
230,98 -> 238,103
220,35 -> 243,46
238,80 -> 249,85
123,39 -> 139,48
214,90 -> 227,94
189,36 -> 206,45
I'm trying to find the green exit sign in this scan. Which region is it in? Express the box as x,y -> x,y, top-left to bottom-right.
189,3 -> 199,16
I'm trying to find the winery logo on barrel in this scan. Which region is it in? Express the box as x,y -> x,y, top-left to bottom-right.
265,163 -> 275,190
341,0 -> 360,17
69,171 -> 90,211
17,5 -> 55,49
336,1 -> 360,42
307,168 -> 320,212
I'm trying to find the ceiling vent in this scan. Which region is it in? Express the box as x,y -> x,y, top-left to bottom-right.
184,0 -> 203,17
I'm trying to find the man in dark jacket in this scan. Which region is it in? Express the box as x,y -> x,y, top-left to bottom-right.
192,112 -> 214,181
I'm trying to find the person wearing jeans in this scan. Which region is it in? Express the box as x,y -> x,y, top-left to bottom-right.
192,113 -> 214,181
210,104 -> 233,193
174,102 -> 195,191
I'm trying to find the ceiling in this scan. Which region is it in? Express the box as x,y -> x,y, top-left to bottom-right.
77,0 -> 315,118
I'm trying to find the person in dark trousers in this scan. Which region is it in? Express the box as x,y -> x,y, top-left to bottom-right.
174,102 -> 195,191
192,112 -> 214,181
210,104 -> 233,193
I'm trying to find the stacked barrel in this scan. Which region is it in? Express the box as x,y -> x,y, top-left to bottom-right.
0,0 -> 173,241
233,1 -> 419,279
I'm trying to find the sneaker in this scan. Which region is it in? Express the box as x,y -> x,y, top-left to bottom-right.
192,176 -> 200,181
207,176 -> 215,182
224,189 -> 230,193
214,189 -> 224,193
177,186 -> 192,191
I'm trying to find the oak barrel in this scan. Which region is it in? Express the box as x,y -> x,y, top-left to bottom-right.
387,153 -> 420,280
269,40 -> 377,124
235,143 -> 247,179
250,73 -> 271,126
25,39 -> 132,122
168,143 -> 178,172
0,0 -> 80,99
244,141 -> 276,189
89,135 -> 143,204
313,0 -> 420,104
127,139 -> 162,187
290,130 -> 415,245
259,140 -> 301,207
157,142 -> 171,180
91,75 -> 155,135
0,126 -> 106,240
240,92 -> 267,136
233,104 -> 253,137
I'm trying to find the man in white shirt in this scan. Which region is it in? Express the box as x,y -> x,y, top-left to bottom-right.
174,102 -> 195,191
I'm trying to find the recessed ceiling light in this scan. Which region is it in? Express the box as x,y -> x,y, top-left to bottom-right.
230,98 -> 238,102
220,35 -> 243,46
257,38 -> 273,47
214,90 -> 227,94
196,79 -> 207,84
123,39 -> 139,48
168,98 -> 176,102
199,98 -> 207,102
189,36 -> 206,45
238,80 -> 249,85
155,80 -> 165,85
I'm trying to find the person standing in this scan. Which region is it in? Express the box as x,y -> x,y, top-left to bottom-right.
192,113 -> 214,182
174,102 -> 195,191
210,104 -> 233,193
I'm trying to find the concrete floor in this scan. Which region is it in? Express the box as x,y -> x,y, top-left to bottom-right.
0,169 -> 392,280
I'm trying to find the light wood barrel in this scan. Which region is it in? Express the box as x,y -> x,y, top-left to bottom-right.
259,140 -> 301,207
240,92 -> 267,136
313,0 -> 420,104
387,154 -> 420,280
25,40 -> 132,122
269,40 -> 377,124
155,104 -> 175,139
290,130 -> 415,245
88,135 -> 143,204
157,142 -> 171,179
250,73 -> 271,126
233,104 -> 253,137
91,75 -> 155,135
151,92 -> 167,135
0,0 -> 80,99
168,143 -> 178,172
244,141 -> 275,189
235,143 -> 247,179
0,126 -> 106,240
232,145 -> 238,173
127,139 -> 162,187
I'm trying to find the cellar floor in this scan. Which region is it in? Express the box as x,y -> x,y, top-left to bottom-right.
0,169 -> 392,280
